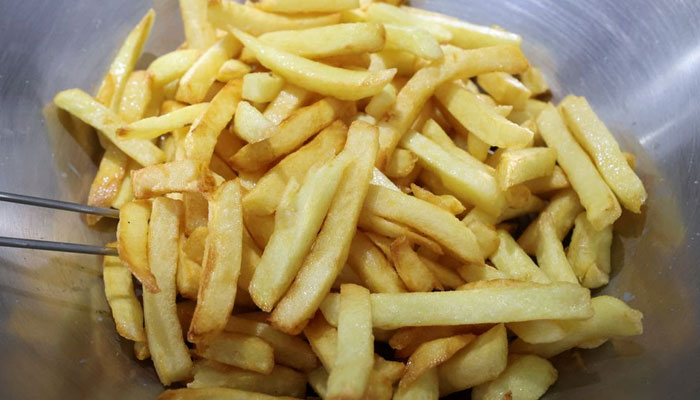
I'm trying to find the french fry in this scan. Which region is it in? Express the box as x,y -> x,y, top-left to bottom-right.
216,59 -> 251,82
518,189 -> 583,254
54,89 -> 165,166
242,122 -> 346,215
144,197 -> 192,385
508,98 -> 548,125
568,212 -> 613,288
420,256 -> 465,290
384,24 -> 443,60
117,200 -> 158,292
411,183 -> 465,215
237,228 -> 262,290
402,6 -> 521,49
183,192 -> 208,236
519,66 -> 550,96
184,78 -> 242,164
394,367 -> 439,400
365,82 -> 398,121
366,3 -> 452,43
369,49 -> 419,77
110,162 -> 135,209
358,211 -> 443,255
536,215 -> 578,284
256,23 -> 385,60
159,387 -> 299,400
117,103 -> 209,140
304,313 -> 339,370
467,132 -> 491,162
308,367 -> 330,399
320,280 -> 592,329
334,265 -> 365,289
348,231 -> 407,293
209,0 -> 341,36
420,118 -> 494,175
194,332 -> 274,374
390,236 -> 440,292
435,82 -> 533,148
384,148 -> 417,178
230,101 -> 349,172
254,0 -> 359,13
209,154 -> 236,180
96,9 -> 155,110
118,70 -> 153,124
134,340 -> 150,360
179,0 -> 216,50
263,84 -> 312,125
243,211 -> 275,249
362,184 -> 483,263
537,104 -> 621,230
400,131 -> 504,216
456,262 -> 507,283
86,144 -> 128,225
472,355 -> 558,400
188,360 -> 307,398
400,334 -> 474,388
270,121 -> 378,334
461,212 -> 500,258
189,181 -> 243,342
389,325 -> 472,358
496,147 -> 557,190
103,255 -> 145,341
523,165 -> 570,194
242,72 -> 285,103
437,324 -> 508,396
560,95 -> 647,213
233,101 -> 276,143
326,284 -> 374,400
510,296 -> 643,358
131,160 -> 216,199
249,157 -> 347,311
490,229 -> 550,283
477,71 -> 532,108
176,34 -> 242,104
371,167 -> 402,192
232,29 -> 396,101
508,319 -> 567,345
177,234 -> 203,299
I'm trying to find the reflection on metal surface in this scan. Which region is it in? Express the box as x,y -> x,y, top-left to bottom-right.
0,0 -> 698,398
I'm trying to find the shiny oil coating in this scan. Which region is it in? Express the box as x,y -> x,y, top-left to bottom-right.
0,0 -> 698,398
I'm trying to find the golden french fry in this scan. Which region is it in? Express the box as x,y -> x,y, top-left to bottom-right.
394,367 -> 439,400
54,89 -> 165,166
254,0 -> 358,13
118,103 -> 208,140
568,212 -> 613,288
189,181 -> 243,342
117,200 -> 158,292
523,165 -> 570,194
400,334 -> 475,388
216,59 -> 251,82
194,332 -> 274,374
537,104 -> 621,230
510,296 -> 643,358
144,197 -> 192,385
536,215 -> 578,284
86,144 -> 128,225
496,147 -> 557,190
110,160 -> 135,210
184,78 -> 242,165
560,95 -> 647,213
249,157 -> 347,311
103,255 -> 145,341
477,71 -> 531,108
456,262 -> 507,283
362,184 -> 483,263
358,211 -> 443,255
230,101 -> 349,172
326,284 -> 374,400
263,84 -> 312,125
438,324 -> 508,395
490,229 -> 550,283
321,280 -> 592,329
384,148 -> 417,178
237,228 -> 262,291
188,360 -> 307,398
410,183 -> 465,215
242,72 -> 285,103
233,101 -> 276,143
348,231 -> 407,293
390,236 -> 440,292
518,189 -> 583,254
519,66 -> 550,96
159,387 -> 299,400
472,355 -> 558,400
232,29 -> 396,101
384,24 -> 443,60
131,160 -> 216,199
178,0 -> 216,50
270,121 -> 378,334
176,35 -> 242,104
366,3 -> 452,43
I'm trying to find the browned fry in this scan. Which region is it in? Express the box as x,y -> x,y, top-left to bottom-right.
87,144 -> 129,225
389,325 -> 479,359
131,160 -> 216,199
400,334 -> 475,389
390,236 -> 441,292
242,209 -> 275,249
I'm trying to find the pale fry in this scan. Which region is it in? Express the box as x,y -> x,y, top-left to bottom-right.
385,148 -> 418,178
183,191 -> 209,236
496,147 -> 557,190
371,167 -> 402,192
536,215 -> 578,284
117,200 -> 158,292
144,197 -> 192,385
519,66 -> 550,96
394,367 -> 439,400
390,236 -> 440,292
389,325 -> 474,359
384,24 -> 443,60
189,181 -> 243,342
194,332 -> 274,374
326,284 -> 374,400
159,388 -> 299,400
457,262 -> 508,282
216,59 -> 251,82
537,104 -> 621,230
400,334 -> 475,389
507,319 -> 567,345
263,84 -> 312,125
103,255 -> 145,341
490,229 -> 550,283
472,355 -> 558,400
131,160 -> 216,199
177,234 -> 203,299
461,213 -> 500,258
254,0 -> 358,13
420,256 -> 465,289
348,231 -> 407,293
358,211 -> 444,255
179,0 -> 216,50
233,101 -> 276,143
233,29 -> 397,101
523,165 -> 570,194
518,189 -> 583,254
118,103 -> 209,140
86,144 -> 128,224
410,183 -> 465,215
118,70 -> 153,123
366,82 -> 398,121
242,72 -> 285,103
148,49 -> 201,87
477,71 -> 532,108
560,95 -> 647,212
366,3 -> 452,43
303,313 -> 339,370
420,118 -> 495,175
568,212 -> 613,288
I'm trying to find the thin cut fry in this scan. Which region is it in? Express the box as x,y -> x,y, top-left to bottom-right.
536,215 -> 578,284
410,183 -> 466,215
524,165 -> 570,194
477,72 -> 532,108
117,200 -> 158,292
366,3 -> 452,43
216,59 -> 251,82
358,211 -> 443,255
118,103 -> 209,140
457,262 -> 507,283
496,147 -> 558,190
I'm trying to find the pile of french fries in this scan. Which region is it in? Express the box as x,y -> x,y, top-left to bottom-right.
54,0 -> 646,399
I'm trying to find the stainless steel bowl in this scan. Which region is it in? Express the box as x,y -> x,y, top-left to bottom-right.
0,0 -> 697,398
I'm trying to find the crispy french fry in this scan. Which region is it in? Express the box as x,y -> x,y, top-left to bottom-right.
523,165 -> 570,194
230,101 -> 349,172
510,296 -> 643,358
519,66 -> 550,96
536,215 -> 578,284
348,231 -> 407,293
86,144 -> 128,225
389,325 -> 472,358
144,197 -> 192,385
131,160 -> 216,199
568,212 -> 613,288
256,23 -> 385,59
560,95 -> 647,213
394,367 -> 439,400
496,147 -> 557,190
390,236 -> 440,292
176,35 -> 242,104
103,255 -> 145,341
518,189 -> 583,254
216,59 -> 251,82
188,360 -> 307,398
184,78 -> 242,164
366,3 -> 451,43
472,355 -> 558,400
384,24 -> 443,60
117,200 -> 158,292
249,157 -> 347,311
400,334 -> 474,389
254,0 -> 358,13
233,29 -> 396,101
410,183 -> 465,215
159,387 -> 299,400
194,332 -> 274,374
263,84 -> 312,125
118,103 -> 209,140
189,181 -> 243,341
326,284 -> 374,400
270,121 -> 378,334
359,212 -> 443,255
54,89 -> 165,166
490,229 -> 550,283
537,104 -> 621,230
437,324 -> 508,395
179,0 -> 216,50
456,262 -> 507,283
321,280 -> 592,329
385,148 -> 418,178
477,72 -> 531,108
233,101 -> 276,143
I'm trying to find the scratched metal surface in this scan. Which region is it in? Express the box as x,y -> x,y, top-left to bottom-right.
0,0 -> 698,398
